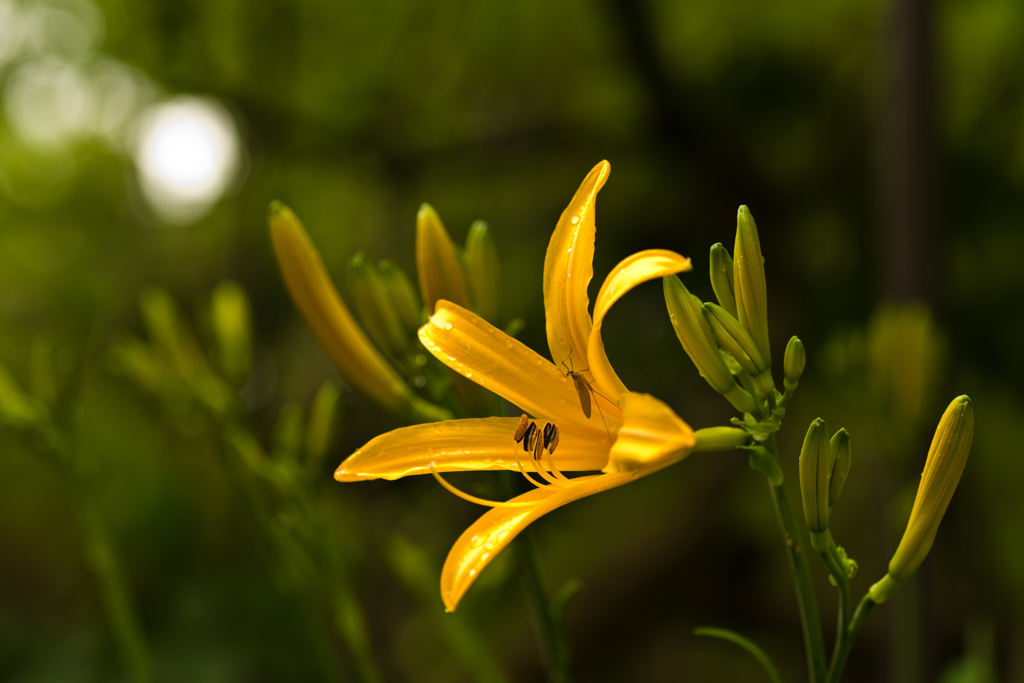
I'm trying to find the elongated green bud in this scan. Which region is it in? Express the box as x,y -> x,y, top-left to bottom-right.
346,253 -> 409,357
734,206 -> 771,366
664,276 -> 756,414
870,396 -> 973,603
305,380 -> 342,474
709,243 -> 737,318
273,402 -> 305,460
693,426 -> 750,452
828,428 -> 852,506
378,259 -> 424,335
416,204 -> 471,312
211,280 -> 252,384
465,220 -> 500,324
702,302 -> 775,396
784,336 -> 805,392
800,418 -> 831,540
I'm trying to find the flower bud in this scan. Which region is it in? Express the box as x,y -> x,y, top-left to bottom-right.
693,426 -> 751,452
702,302 -> 775,396
870,396 -> 973,603
378,259 -> 424,335
346,253 -> 409,358
664,276 -> 756,414
828,428 -> 851,507
268,201 -> 451,423
305,380 -> 342,474
784,336 -> 806,392
733,206 -> 771,366
709,243 -> 737,319
211,280 -> 252,384
464,220 -> 500,324
799,418 -> 831,537
416,204 -> 471,312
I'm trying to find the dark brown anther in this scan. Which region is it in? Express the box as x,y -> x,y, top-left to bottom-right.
513,414 -> 530,443
522,422 -> 537,452
545,424 -> 560,454
533,430 -> 544,461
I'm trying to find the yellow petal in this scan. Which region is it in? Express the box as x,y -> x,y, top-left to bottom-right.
441,471 -> 633,611
419,301 -> 622,434
417,204 -> 472,311
543,161 -> 609,383
335,417 -> 611,481
604,392 -> 696,474
268,202 -> 431,417
587,250 -> 692,404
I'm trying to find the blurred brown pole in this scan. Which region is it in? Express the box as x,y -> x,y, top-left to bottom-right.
878,0 -> 933,681
878,0 -> 934,303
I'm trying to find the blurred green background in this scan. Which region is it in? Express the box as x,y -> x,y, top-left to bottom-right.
1,0 -> 1022,681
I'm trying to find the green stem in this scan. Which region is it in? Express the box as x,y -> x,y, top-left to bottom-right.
80,502 -> 153,683
827,595 -> 875,683
763,435 -> 827,683
820,544 -> 851,676
331,583 -> 384,683
511,530 -> 572,683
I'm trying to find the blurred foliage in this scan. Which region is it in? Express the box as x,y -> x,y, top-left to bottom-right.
2,0 -> 1024,680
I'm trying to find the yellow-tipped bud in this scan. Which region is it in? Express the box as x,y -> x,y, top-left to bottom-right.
799,418 -> 831,538
464,220 -> 500,324
664,276 -> 756,414
378,259 -> 424,335
305,380 -> 342,474
268,201 -> 451,423
709,243 -> 737,319
702,302 -> 775,396
828,428 -> 852,507
416,204 -> 471,313
783,336 -> 806,392
733,206 -> 771,366
346,253 -> 409,358
211,280 -> 252,384
870,396 -> 974,603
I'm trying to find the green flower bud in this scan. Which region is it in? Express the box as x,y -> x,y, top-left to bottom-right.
273,402 -> 305,460
828,428 -> 851,507
346,253 -> 409,357
211,280 -> 252,384
799,418 -> 831,537
733,206 -> 771,366
693,426 -> 751,452
378,259 -> 424,335
305,380 -> 342,474
416,204 -> 471,313
870,396 -> 973,603
464,220 -> 500,324
664,276 -> 756,413
784,336 -> 806,392
702,302 -> 775,397
709,243 -> 737,319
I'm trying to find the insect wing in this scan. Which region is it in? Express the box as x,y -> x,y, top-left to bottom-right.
572,374 -> 592,419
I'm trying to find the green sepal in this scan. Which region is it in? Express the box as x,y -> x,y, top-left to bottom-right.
745,445 -> 784,486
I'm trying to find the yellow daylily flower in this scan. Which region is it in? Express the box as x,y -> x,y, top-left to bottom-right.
336,161 -> 697,611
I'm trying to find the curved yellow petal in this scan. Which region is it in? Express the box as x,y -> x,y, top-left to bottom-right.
335,417 -> 612,481
543,161 -> 609,383
604,392 -> 696,474
441,471 -> 633,611
268,202 -> 446,420
419,301 -> 622,434
586,250 -> 692,404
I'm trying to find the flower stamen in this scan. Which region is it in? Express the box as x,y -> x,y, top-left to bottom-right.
429,464 -> 535,508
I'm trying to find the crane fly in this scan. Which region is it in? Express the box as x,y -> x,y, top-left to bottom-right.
558,350 -> 613,442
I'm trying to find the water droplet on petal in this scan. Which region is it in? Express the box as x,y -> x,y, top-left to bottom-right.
444,322 -> 453,331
